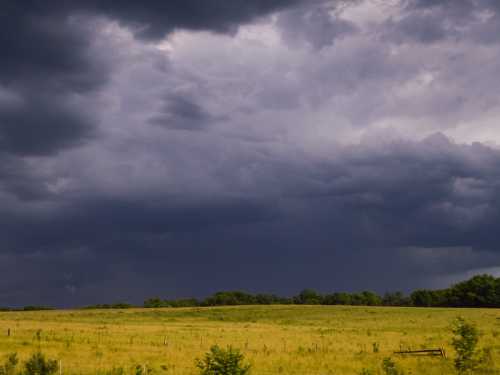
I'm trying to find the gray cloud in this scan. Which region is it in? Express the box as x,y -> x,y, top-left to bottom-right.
149,94 -> 222,131
0,0 -> 309,157
3,0 -> 500,306
0,5 -> 105,156
276,2 -> 358,49
0,94 -> 96,156
87,0 -> 307,40
386,0 -> 500,45
3,132 -> 500,305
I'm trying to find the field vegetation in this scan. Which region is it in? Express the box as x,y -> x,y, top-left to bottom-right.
0,305 -> 499,375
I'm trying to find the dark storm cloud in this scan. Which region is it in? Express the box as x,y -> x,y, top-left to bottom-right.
276,2 -> 358,49
385,0 -> 500,44
0,154 -> 51,201
149,94 -> 222,131
3,196 -> 276,250
3,134 -> 500,305
0,95 -> 96,156
3,0 -> 500,307
0,0 -> 309,156
0,3 -> 105,156
322,134 -> 500,249
87,0 -> 307,40
0,3 -> 103,90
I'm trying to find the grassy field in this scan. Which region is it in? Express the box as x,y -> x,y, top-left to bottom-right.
0,305 -> 499,374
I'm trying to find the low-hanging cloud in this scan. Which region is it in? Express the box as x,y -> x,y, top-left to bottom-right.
2,0 -> 500,306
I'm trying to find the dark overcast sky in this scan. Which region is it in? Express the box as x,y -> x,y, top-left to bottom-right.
2,0 -> 500,307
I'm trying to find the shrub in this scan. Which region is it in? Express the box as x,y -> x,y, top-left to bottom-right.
381,357 -> 402,375
23,352 -> 58,375
196,345 -> 250,375
451,317 -> 480,374
0,353 -> 18,375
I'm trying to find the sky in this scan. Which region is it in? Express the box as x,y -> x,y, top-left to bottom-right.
2,0 -> 500,307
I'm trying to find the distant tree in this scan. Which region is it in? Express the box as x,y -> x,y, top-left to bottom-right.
350,293 -> 365,306
82,303 -> 134,309
321,294 -> 337,305
382,292 -> 409,306
276,297 -> 293,305
144,298 -> 165,308
447,274 -> 499,307
111,303 -> 133,309
254,294 -> 279,305
204,291 -> 256,306
360,291 -> 382,306
141,273 -> 500,309
22,306 -> 54,311
411,290 -> 430,307
333,292 -> 352,305
168,298 -> 199,308
294,289 -> 322,305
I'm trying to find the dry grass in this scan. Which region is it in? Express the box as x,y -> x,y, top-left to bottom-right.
0,305 -> 499,374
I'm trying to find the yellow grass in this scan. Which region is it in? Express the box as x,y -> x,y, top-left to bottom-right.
0,305 -> 499,374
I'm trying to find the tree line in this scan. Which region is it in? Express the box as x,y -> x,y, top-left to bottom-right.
1,274 -> 498,311
143,274 -> 500,308
0,306 -> 54,312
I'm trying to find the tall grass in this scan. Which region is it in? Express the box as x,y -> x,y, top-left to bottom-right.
0,305 -> 498,374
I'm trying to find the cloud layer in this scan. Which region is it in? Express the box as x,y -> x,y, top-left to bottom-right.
2,0 -> 500,306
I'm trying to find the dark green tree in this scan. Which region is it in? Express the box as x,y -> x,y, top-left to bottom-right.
447,274 -> 499,307
294,289 -> 322,304
382,292 -> 409,306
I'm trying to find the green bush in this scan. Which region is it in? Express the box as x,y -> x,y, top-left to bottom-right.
451,317 -> 480,374
381,357 -> 402,375
0,353 -> 18,375
23,352 -> 58,375
196,345 -> 250,375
